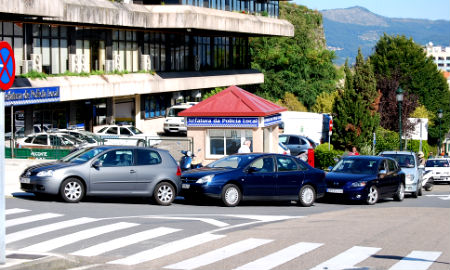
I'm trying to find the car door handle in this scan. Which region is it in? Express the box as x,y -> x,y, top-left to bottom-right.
130,170 -> 136,174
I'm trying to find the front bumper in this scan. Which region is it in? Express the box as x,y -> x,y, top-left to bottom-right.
326,186 -> 367,201
20,176 -> 61,195
179,182 -> 221,199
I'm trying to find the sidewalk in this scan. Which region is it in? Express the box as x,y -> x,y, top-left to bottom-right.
3,158 -> 54,197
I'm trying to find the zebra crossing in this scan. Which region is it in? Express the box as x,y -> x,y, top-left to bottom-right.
4,208 -> 445,270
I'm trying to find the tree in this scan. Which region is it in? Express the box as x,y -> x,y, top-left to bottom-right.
332,59 -> 380,150
312,90 -> 338,113
275,92 -> 308,111
370,34 -> 450,144
249,3 -> 338,109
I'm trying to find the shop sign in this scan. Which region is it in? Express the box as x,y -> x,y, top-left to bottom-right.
186,117 -> 259,128
4,86 -> 60,106
263,114 -> 282,127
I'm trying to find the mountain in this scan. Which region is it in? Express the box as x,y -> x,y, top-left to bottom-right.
320,6 -> 450,65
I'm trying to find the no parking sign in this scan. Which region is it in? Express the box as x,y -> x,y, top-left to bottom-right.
0,41 -> 15,91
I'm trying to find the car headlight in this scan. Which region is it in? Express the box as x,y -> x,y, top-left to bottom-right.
405,174 -> 413,182
37,170 -> 54,177
196,174 -> 214,184
351,181 -> 367,188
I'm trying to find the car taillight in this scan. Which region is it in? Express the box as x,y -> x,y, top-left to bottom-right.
176,166 -> 182,176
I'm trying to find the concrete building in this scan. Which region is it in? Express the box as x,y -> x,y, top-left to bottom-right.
1,0 -> 293,136
425,42 -> 450,73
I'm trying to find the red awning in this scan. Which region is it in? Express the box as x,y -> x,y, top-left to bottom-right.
179,86 -> 286,117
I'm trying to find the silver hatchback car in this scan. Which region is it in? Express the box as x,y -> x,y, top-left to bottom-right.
20,146 -> 182,205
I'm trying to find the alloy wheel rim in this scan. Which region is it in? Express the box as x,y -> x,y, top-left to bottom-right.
302,187 -> 314,204
64,182 -> 81,200
225,187 -> 239,205
399,184 -> 405,200
368,187 -> 378,204
158,185 -> 173,203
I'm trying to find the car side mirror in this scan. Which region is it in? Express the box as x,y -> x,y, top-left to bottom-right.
247,167 -> 260,173
92,160 -> 102,169
378,169 -> 387,177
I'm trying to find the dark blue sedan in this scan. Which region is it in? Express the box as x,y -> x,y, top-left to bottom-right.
180,153 -> 326,207
325,156 -> 405,205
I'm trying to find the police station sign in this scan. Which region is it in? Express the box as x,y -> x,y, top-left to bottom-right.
186,117 -> 259,128
4,86 -> 60,106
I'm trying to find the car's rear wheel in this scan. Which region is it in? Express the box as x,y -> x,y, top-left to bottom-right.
394,182 -> 405,201
365,185 -> 378,205
60,178 -> 85,203
153,182 -> 175,206
424,183 -> 433,191
221,184 -> 241,207
298,185 -> 316,207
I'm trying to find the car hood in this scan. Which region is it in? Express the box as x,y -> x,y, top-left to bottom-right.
26,161 -> 79,173
400,167 -> 416,174
182,167 -> 237,178
325,172 -> 374,183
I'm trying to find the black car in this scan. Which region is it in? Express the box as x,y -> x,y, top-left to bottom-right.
325,156 -> 405,205
181,153 -> 326,207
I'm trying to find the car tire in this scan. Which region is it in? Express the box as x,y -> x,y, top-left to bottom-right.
418,183 -> 423,196
411,187 -> 419,198
137,140 -> 146,147
365,185 -> 379,205
425,183 -> 433,191
298,185 -> 316,207
153,182 -> 175,206
221,184 -> 241,207
393,182 -> 405,201
60,178 -> 85,203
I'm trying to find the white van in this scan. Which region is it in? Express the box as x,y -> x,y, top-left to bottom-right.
280,111 -> 332,145
163,102 -> 198,134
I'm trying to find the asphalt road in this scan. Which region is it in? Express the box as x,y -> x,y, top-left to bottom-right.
4,184 -> 450,270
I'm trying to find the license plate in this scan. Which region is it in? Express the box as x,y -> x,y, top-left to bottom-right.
327,188 -> 343,194
20,177 -> 30,184
182,184 -> 190,189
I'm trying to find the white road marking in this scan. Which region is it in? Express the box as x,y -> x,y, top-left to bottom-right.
5,208 -> 31,215
6,217 -> 98,244
165,238 -> 273,270
145,216 -> 229,227
425,194 -> 450,200
309,246 -> 381,270
225,215 -> 298,222
20,222 -> 138,252
388,251 -> 442,270
108,233 -> 225,266
233,242 -> 324,270
6,213 -> 63,228
72,227 -> 181,257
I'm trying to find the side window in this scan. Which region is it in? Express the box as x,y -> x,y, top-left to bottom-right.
120,127 -> 132,136
24,137 -> 33,143
278,136 -> 288,144
300,139 -> 308,145
388,159 -> 396,172
136,149 -> 162,165
50,135 -> 62,146
34,135 -> 48,145
106,127 -> 118,135
276,156 -> 298,172
288,136 -> 300,145
249,157 -> 275,173
379,160 -> 386,171
295,159 -> 308,171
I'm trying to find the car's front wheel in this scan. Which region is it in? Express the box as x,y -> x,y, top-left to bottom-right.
393,182 -> 405,201
60,178 -> 85,203
298,185 -> 316,207
365,185 -> 379,205
221,184 -> 241,207
153,182 -> 175,206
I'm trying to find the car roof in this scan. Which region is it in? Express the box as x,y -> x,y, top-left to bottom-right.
343,155 -> 386,161
379,151 -> 415,155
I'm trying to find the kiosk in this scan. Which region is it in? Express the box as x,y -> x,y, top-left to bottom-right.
179,86 -> 286,164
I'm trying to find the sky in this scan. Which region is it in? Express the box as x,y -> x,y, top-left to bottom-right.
294,0 -> 450,21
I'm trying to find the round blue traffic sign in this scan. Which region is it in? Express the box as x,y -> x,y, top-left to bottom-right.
0,41 -> 16,90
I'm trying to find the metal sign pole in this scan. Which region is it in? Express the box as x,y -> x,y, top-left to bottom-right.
0,91 -> 5,264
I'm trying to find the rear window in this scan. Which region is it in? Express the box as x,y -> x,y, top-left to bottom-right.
425,159 -> 449,167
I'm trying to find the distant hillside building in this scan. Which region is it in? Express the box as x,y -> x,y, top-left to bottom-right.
425,42 -> 450,72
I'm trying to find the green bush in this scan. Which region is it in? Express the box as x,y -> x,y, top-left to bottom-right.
375,127 -> 399,153
406,140 -> 430,157
314,143 -> 343,169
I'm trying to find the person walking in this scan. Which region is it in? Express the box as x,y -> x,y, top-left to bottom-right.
348,146 -> 359,156
238,140 -> 252,153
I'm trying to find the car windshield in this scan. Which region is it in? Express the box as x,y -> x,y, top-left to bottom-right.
78,132 -> 102,143
425,159 -> 450,167
332,158 -> 379,174
127,126 -> 143,135
381,154 -> 415,168
60,147 -> 109,164
168,108 -> 186,117
207,155 -> 257,169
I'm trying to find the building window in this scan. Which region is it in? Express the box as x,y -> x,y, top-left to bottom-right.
142,94 -> 171,119
0,22 -> 24,75
113,30 -> 138,72
207,129 -> 252,157
32,24 -> 68,74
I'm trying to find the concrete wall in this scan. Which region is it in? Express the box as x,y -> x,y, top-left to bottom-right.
1,0 -> 293,37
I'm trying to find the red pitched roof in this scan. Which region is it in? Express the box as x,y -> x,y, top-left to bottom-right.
179,86 -> 286,117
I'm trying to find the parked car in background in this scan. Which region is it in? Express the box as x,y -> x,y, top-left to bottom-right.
163,102 -> 198,134
278,134 -> 316,156
19,146 -> 182,205
5,124 -> 52,139
379,151 -> 423,197
278,142 -> 291,155
425,158 -> 450,184
325,156 -> 405,205
16,132 -> 84,150
58,129 -> 104,147
95,125 -> 161,147
180,153 -> 326,207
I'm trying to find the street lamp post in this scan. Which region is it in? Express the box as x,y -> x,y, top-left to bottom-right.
438,109 -> 443,155
396,88 -> 404,150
